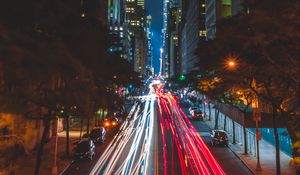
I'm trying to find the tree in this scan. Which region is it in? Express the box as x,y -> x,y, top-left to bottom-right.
1,0 -> 142,174
195,0 -> 300,174
0,21 -> 81,175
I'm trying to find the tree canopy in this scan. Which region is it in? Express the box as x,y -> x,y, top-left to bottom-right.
195,0 -> 299,172
0,0 -> 141,117
196,0 -> 299,114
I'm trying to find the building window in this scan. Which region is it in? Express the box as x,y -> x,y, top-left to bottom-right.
199,30 -> 207,37
126,7 -> 135,13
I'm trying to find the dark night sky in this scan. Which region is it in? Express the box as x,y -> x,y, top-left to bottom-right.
145,0 -> 163,74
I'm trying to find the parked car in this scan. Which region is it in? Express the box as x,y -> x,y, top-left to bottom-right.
210,130 -> 229,146
103,117 -> 119,128
90,127 -> 106,144
103,118 -> 111,128
74,139 -> 95,160
189,106 -> 199,115
191,109 -> 205,120
110,117 -> 119,126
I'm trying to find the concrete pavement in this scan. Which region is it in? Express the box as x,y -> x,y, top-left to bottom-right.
203,105 -> 296,175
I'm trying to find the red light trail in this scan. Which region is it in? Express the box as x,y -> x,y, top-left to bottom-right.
157,92 -> 226,175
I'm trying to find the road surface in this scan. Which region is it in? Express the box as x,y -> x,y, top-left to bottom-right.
62,91 -> 253,175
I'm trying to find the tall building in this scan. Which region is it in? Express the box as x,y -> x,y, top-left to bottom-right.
137,0 -> 145,9
180,0 -> 206,74
162,0 -> 183,78
161,0 -> 170,77
126,0 -> 148,77
107,0 -> 124,26
146,15 -> 154,76
206,0 -> 244,40
106,0 -> 133,62
167,7 -> 180,77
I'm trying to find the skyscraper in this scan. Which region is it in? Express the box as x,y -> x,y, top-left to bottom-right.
162,0 -> 170,77
168,7 -> 180,77
137,0 -> 145,9
107,0 -> 130,61
146,15 -> 153,69
206,0 -> 244,40
125,0 -> 148,77
180,0 -> 206,74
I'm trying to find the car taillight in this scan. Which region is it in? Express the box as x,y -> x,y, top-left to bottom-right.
105,122 -> 110,127
112,122 -> 116,126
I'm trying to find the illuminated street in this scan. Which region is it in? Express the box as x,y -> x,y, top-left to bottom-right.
61,83 -> 254,174
0,0 -> 298,175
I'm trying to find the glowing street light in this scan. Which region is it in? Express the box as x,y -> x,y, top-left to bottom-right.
225,56 -> 238,70
228,61 -> 235,67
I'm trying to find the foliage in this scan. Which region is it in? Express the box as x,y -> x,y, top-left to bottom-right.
0,136 -> 25,174
196,0 -> 299,114
0,0 -> 141,116
195,0 -> 299,173
0,0 -> 141,174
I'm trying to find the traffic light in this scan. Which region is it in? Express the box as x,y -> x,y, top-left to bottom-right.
178,75 -> 186,81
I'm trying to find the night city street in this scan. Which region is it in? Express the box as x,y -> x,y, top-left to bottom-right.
0,0 -> 299,175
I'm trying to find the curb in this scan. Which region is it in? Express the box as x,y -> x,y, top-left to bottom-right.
181,102 -> 256,175
202,118 -> 256,175
227,144 -> 256,175
59,160 -> 74,175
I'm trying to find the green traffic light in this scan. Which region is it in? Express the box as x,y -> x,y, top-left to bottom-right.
179,75 -> 186,81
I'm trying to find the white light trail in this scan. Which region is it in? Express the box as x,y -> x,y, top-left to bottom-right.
89,92 -> 156,175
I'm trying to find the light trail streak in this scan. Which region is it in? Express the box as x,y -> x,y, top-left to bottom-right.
89,93 -> 155,175
89,85 -> 226,175
157,97 -> 168,175
157,92 -> 226,175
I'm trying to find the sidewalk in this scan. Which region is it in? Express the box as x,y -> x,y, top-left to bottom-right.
203,106 -> 296,175
15,131 -> 80,175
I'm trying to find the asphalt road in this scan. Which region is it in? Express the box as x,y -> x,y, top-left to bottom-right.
61,95 -> 253,175
61,126 -> 120,175
180,101 -> 253,175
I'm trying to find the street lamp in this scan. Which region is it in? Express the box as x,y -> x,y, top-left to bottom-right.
225,56 -> 238,71
225,58 -> 262,171
228,61 -> 235,67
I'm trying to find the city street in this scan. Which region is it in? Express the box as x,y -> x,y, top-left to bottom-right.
62,91 -> 253,175
0,1 -> 298,175
61,125 -> 121,175
181,105 -> 253,175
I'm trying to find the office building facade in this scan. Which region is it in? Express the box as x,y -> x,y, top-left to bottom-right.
180,0 -> 206,74
206,0 -> 244,40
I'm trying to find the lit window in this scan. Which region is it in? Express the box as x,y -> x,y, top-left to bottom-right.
199,30 -> 207,37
